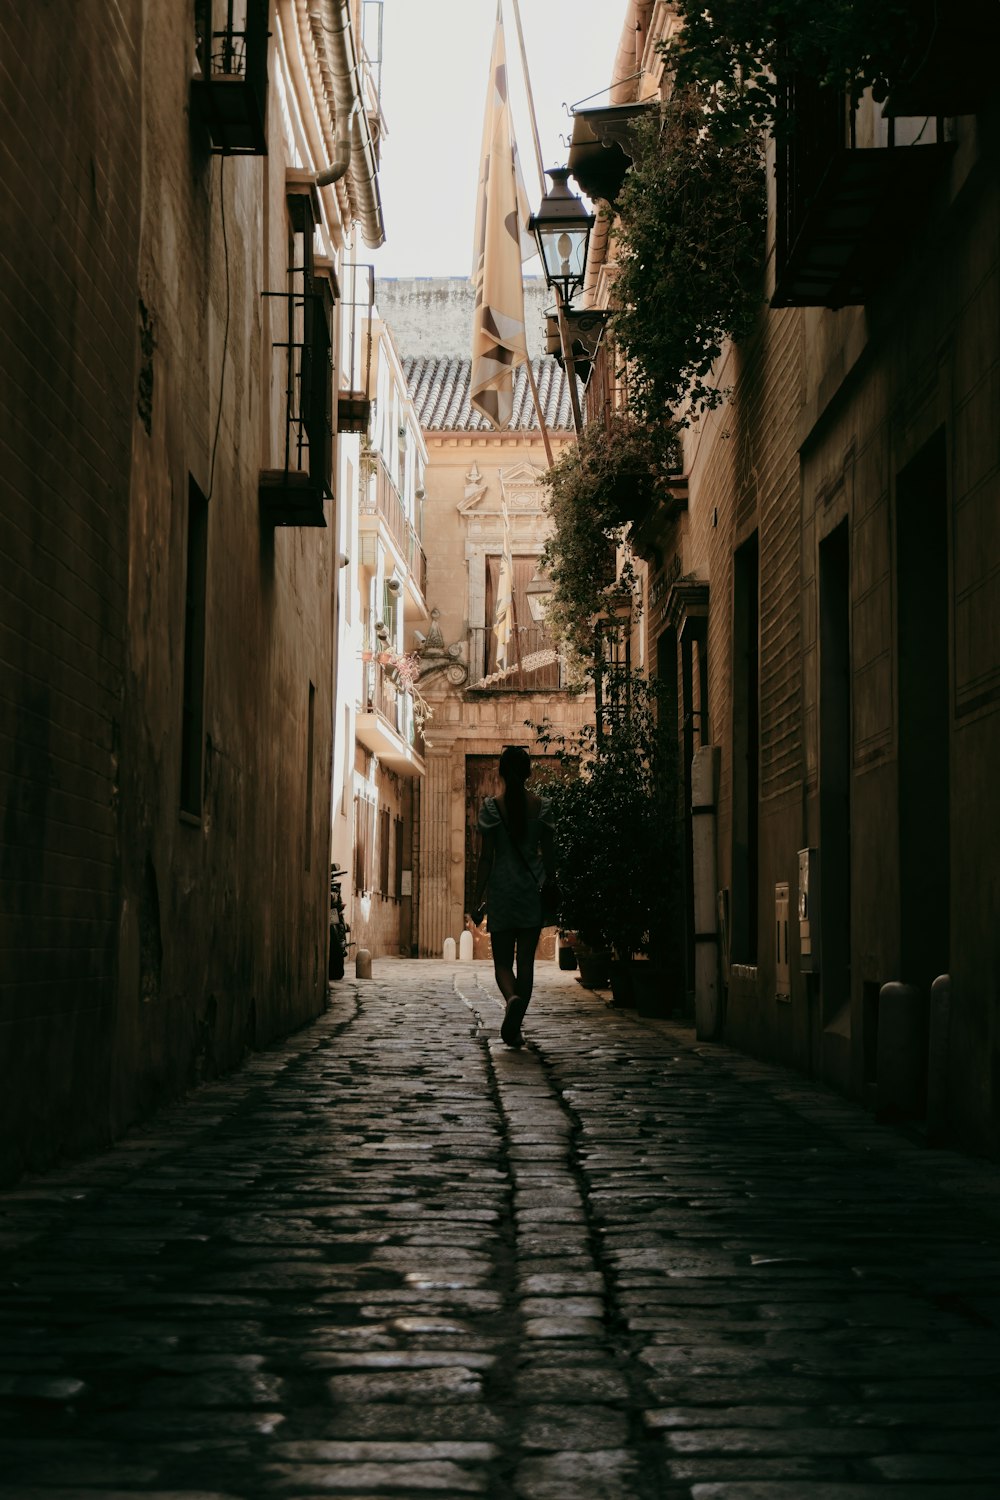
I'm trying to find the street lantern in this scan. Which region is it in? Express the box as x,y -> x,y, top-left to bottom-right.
528,168 -> 595,308
525,571 -> 553,624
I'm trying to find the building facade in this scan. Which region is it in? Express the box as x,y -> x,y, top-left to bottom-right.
0,0 -> 383,1181
576,0 -> 1000,1151
396,323 -> 588,959
331,306 -> 428,960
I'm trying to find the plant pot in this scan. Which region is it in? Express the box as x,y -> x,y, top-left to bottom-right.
558,939 -> 578,971
576,948 -> 611,990
631,958 -> 670,1018
609,956 -> 635,1008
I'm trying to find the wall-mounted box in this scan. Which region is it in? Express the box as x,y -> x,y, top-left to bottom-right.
775,881 -> 790,1000
798,847 -> 820,974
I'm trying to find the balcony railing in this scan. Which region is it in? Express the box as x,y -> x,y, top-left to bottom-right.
772,74 -> 953,308
363,658 -> 417,746
360,457 -> 428,600
469,625 -> 562,691
259,280 -> 333,526
192,0 -> 269,156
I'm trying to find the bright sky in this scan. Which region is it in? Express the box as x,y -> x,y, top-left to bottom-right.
367,0 -> 629,278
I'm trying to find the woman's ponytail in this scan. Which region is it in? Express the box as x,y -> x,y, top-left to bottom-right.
498,744 -> 531,840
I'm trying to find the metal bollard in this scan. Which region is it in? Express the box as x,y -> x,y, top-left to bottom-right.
355,948 -> 372,980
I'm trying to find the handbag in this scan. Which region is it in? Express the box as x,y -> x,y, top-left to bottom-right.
495,803 -> 560,926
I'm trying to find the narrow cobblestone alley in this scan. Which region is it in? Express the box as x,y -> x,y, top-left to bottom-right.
2,962 -> 999,1500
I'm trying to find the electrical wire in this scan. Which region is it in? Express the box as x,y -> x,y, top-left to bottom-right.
207,153 -> 231,501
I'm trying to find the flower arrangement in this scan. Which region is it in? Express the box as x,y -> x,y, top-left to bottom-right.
374,648 -> 422,688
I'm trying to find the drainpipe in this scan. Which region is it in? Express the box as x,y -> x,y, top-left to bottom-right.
316,98 -> 358,188
692,745 -> 722,1041
308,0 -> 386,247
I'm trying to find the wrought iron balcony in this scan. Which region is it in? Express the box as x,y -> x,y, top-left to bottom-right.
356,658 -> 425,777
259,281 -> 333,527
359,456 -> 428,605
772,75 -> 954,309
192,0 -> 269,156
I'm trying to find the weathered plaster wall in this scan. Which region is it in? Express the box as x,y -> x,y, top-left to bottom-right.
377,277 -> 551,360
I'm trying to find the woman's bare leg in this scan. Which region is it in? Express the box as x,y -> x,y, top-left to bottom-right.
491,929 -> 519,1002
513,926 -> 542,1006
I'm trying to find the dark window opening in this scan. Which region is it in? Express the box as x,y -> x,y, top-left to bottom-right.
304,681 -> 316,872
180,477 -> 209,818
732,534 -> 759,963
378,806 -> 391,895
897,428 -> 950,993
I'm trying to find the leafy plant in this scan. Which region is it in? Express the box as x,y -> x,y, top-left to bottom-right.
531,665 -> 682,963
660,0 -> 926,135
540,412 -> 677,671
611,91 -> 765,425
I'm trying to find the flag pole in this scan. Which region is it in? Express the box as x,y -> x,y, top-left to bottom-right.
524,359 -> 555,467
511,579 -> 526,692
508,0 -> 575,458
508,0 -> 547,197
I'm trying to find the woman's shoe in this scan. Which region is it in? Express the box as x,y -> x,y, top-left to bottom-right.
501,995 -> 528,1045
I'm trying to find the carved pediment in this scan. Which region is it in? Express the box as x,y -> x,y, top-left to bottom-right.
457,458 -> 546,516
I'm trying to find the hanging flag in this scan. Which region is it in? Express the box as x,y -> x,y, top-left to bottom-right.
470,2 -> 533,430
493,491 -> 515,669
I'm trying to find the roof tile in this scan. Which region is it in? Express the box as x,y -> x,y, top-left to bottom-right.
402,356 -> 577,433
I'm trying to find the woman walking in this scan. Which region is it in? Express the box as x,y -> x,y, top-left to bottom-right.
473,745 -> 556,1046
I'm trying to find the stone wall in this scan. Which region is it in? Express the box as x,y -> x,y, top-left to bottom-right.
0,0 -> 144,1179
0,2 -> 337,1180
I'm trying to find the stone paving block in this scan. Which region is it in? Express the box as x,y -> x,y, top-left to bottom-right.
668,1456 -> 853,1481
662,1426 -> 894,1455
518,1404 -> 630,1452
325,1366 -> 484,1403
2,962 -> 1000,1496
644,1405 -> 811,1431
523,1316 -> 605,1338
304,1350 -> 496,1370
514,1365 -> 630,1403
513,1448 -> 642,1499
519,1297 -> 605,1319
261,1459 -> 489,1491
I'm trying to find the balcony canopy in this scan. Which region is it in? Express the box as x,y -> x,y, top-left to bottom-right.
567,101 -> 652,206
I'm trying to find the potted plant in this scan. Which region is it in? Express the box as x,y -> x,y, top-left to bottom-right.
532,664 -> 682,1010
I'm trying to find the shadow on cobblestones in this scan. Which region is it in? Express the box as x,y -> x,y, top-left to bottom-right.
1,959 -> 999,1498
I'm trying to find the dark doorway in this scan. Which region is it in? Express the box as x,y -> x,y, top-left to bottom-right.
656,626 -> 689,989
897,430 -> 950,992
819,520 -> 851,1024
732,534 -> 759,963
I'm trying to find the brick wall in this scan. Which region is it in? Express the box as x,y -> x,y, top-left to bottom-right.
1,1 -> 338,1181
0,2 -> 143,1177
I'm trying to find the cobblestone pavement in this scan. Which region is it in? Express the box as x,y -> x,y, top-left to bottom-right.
2,961 -> 1000,1500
